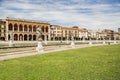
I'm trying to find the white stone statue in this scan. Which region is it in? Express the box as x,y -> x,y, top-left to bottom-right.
70,32 -> 75,48
9,32 -> 14,47
36,27 -> 44,53
36,27 -> 43,41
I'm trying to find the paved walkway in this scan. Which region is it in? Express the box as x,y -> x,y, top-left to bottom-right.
0,43 -> 108,61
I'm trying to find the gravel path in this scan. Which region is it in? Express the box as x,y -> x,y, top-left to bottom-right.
0,43 -> 108,61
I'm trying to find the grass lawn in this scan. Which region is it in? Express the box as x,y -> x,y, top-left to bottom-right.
0,45 -> 120,80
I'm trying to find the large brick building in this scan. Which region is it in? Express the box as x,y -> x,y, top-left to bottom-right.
0,17 -> 51,41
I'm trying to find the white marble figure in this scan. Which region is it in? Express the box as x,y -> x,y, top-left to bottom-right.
36,28 -> 43,41
9,32 -> 14,47
70,32 -> 75,48
36,28 -> 44,52
66,34 -> 69,44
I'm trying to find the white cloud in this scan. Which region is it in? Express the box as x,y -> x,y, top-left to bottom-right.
0,0 -> 120,31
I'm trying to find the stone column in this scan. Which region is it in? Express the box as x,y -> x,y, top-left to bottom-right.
13,26 -> 14,32
44,34 -> 47,45
28,27 -> 29,32
23,26 -> 24,32
48,27 -> 51,41
6,21 -> 9,41
32,26 -> 33,32
18,26 -> 20,32
27,35 -> 29,41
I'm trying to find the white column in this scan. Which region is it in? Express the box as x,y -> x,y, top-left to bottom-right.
18,26 -> 19,32
13,26 -> 14,32
32,26 -> 33,32
27,35 -> 29,41
48,27 -> 51,41
23,26 -> 24,32
28,27 -> 29,32
6,21 -> 9,41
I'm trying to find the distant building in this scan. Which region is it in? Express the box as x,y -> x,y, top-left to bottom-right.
118,28 -> 120,32
0,17 -> 120,41
103,29 -> 114,40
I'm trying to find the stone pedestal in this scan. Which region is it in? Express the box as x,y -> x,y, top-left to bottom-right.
66,40 -> 69,44
36,41 -> 44,53
9,40 -> 14,47
89,41 -> 92,46
114,41 -> 116,44
44,40 -> 48,45
103,41 -> 106,44
70,41 -> 75,48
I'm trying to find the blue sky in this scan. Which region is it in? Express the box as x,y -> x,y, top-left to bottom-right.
0,0 -> 120,31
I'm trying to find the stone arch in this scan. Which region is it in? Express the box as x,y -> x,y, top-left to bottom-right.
14,34 -> 18,40
24,34 -> 27,41
29,34 -> 32,40
46,26 -> 48,32
19,24 -> 23,31
33,35 -> 36,41
8,23 -> 13,31
19,34 -> 23,41
42,35 -> 44,40
29,25 -> 32,32
47,35 -> 48,40
33,25 -> 36,32
24,25 -> 27,32
14,23 -> 18,31
42,26 -> 44,32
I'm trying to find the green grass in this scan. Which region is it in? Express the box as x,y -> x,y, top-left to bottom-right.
0,45 -> 120,80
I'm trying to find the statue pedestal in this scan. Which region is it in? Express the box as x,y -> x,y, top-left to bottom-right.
114,41 -> 116,44
36,41 -> 44,53
9,40 -> 14,47
103,41 -> 106,44
66,40 -> 69,44
44,40 -> 48,45
70,41 -> 75,48
89,41 -> 92,46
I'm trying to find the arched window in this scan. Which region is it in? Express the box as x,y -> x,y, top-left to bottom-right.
24,25 -> 27,32
29,34 -> 32,40
42,26 -> 44,32
33,35 -> 36,40
33,26 -> 36,32
19,34 -> 23,41
14,24 -> 18,31
46,26 -> 48,32
8,23 -> 13,31
14,34 -> 18,40
29,25 -> 32,32
24,34 -> 27,40
19,24 -> 23,31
